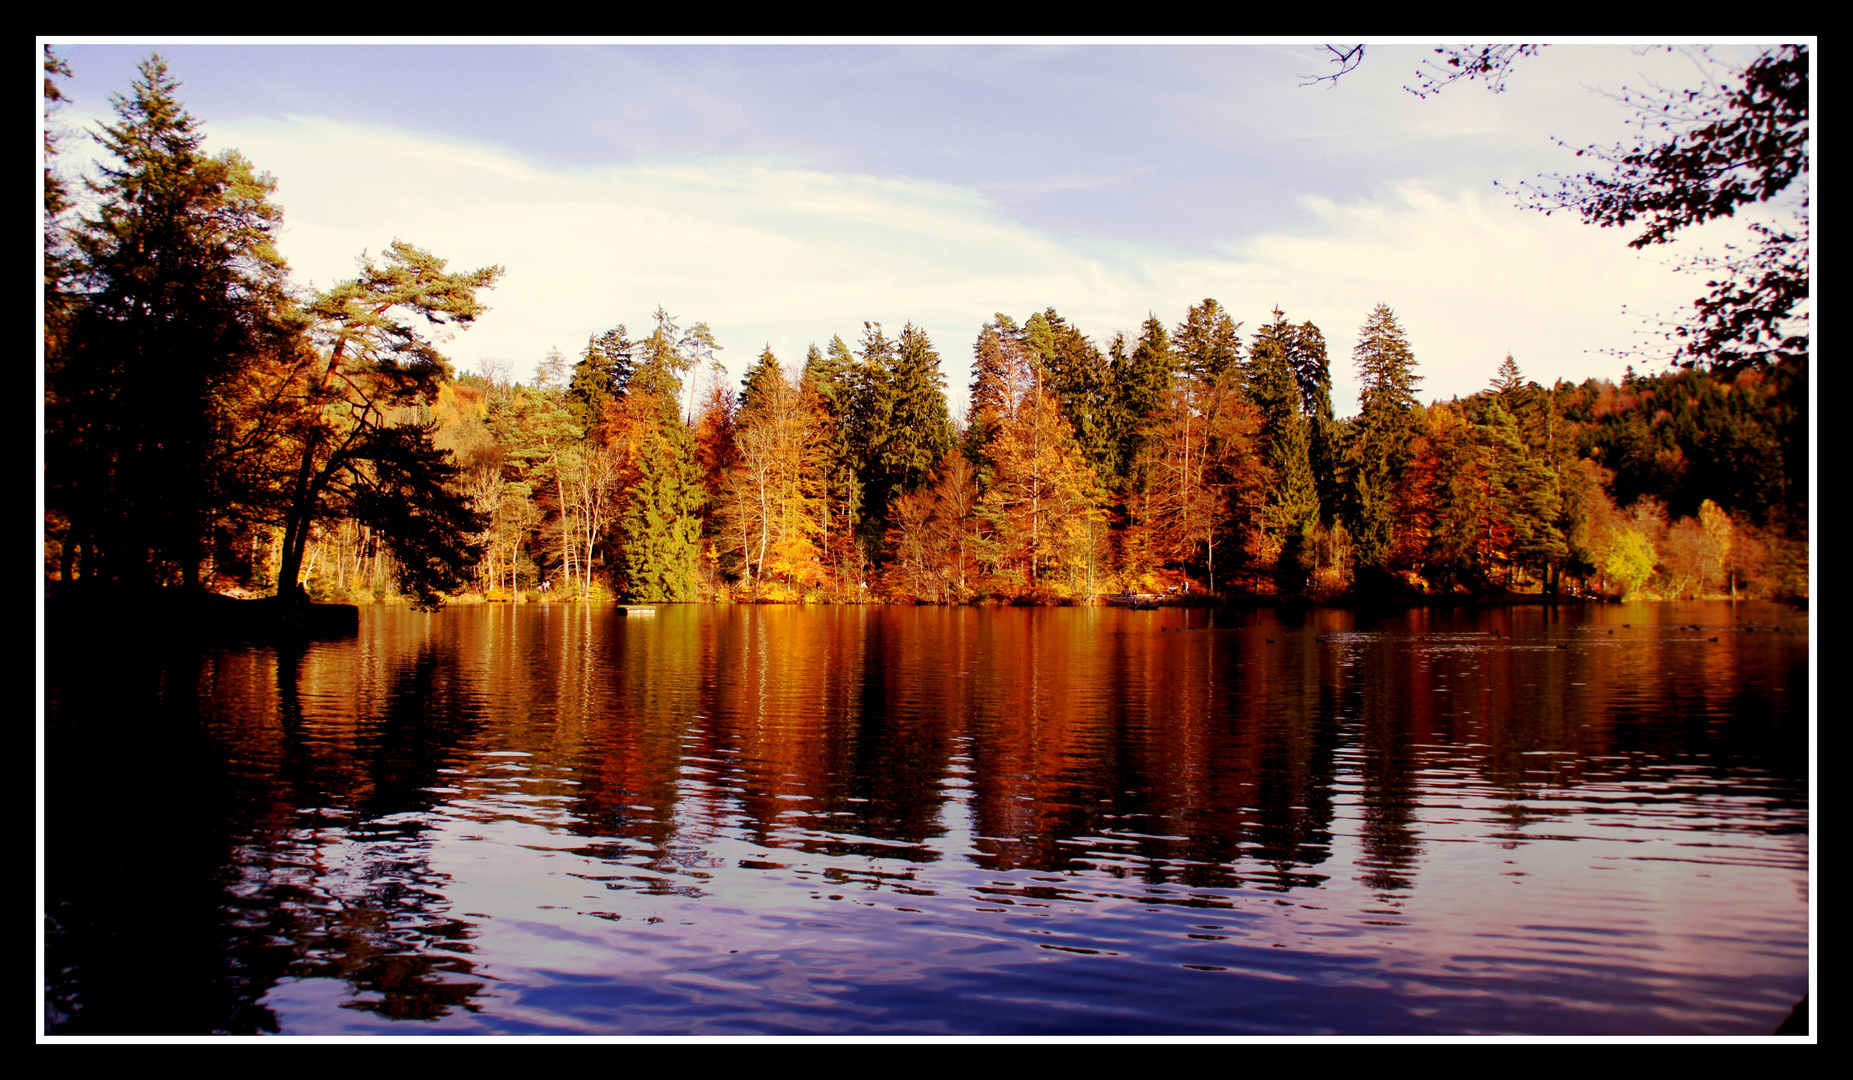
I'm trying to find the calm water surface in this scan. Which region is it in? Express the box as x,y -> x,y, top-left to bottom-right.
43,601 -> 1810,1035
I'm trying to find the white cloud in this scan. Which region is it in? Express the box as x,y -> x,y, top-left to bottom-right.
1227,182 -> 1704,411
194,115 -> 1708,416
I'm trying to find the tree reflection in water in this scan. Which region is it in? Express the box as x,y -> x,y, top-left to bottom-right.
44,601 -> 1809,1035
47,633 -> 492,1032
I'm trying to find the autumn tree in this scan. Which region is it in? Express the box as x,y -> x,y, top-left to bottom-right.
1087,301 -> 1251,593
883,452 -> 982,603
556,435 -> 620,600
967,315 -> 1034,472
1520,46 -> 1809,369
1596,519 -> 1658,601
1414,402 -> 1492,593
485,384 -> 586,594
719,348 -> 825,596
677,320 -> 723,423
977,375 -> 1107,599
1137,300 -> 1245,588
692,365 -> 741,513
689,363 -> 737,592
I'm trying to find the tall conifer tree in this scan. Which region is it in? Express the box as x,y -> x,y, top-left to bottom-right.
803,336 -> 867,587
620,422 -> 705,601
1250,311 -> 1320,591
850,322 -> 952,556
567,325 -> 633,435
607,335 -> 706,601
51,54 -> 301,588
1025,309 -> 1117,484
1112,316 -> 1174,488
1347,304 -> 1422,584
887,323 -> 955,494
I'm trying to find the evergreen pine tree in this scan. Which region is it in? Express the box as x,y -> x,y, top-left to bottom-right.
1286,319 -> 1346,527
620,421 -> 705,602
1175,298 -> 1244,387
887,323 -> 955,495
43,46 -> 78,352
739,344 -> 785,416
1112,316 -> 1174,488
1474,393 -> 1566,589
1249,311 -> 1320,591
1025,309 -> 1117,485
848,323 -> 898,553
567,324 -> 633,434
1347,304 -> 1423,585
51,53 -> 301,588
846,322 -> 951,556
631,307 -> 685,403
803,336 -> 866,587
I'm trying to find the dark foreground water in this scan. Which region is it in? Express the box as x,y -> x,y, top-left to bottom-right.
43,601 -> 1810,1036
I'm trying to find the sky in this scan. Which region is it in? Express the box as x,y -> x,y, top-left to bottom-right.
41,38 -> 1805,419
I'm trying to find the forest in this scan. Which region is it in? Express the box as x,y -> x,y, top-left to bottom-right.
43,51 -> 1810,610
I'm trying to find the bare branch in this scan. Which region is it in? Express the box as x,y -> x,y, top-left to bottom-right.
1406,45 -> 1544,98
1299,45 -> 1366,88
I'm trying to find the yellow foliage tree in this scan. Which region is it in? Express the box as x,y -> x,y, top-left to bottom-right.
720,349 -> 825,598
979,383 -> 1108,599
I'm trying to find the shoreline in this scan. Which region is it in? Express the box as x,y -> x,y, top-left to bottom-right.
40,581 -> 1804,632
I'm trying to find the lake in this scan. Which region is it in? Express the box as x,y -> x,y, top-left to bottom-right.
42,600 -> 1810,1036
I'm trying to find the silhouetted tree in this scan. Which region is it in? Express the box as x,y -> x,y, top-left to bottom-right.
49,54 -> 302,588
275,241 -> 502,607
